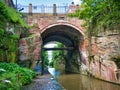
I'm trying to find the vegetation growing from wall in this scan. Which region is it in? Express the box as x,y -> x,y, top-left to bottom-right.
0,0 -> 28,63
0,1 -> 36,89
68,0 -> 120,63
69,0 -> 120,32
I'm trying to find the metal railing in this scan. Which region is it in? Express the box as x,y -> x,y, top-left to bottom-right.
17,4 -> 69,14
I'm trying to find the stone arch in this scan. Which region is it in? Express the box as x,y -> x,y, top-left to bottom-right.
41,22 -> 85,73
41,22 -> 85,36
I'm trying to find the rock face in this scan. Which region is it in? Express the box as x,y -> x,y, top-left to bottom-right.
93,35 -> 119,60
19,34 -> 41,61
80,33 -> 120,83
93,34 -> 120,83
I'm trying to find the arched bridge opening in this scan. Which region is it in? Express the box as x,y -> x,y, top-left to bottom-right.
41,23 -> 84,73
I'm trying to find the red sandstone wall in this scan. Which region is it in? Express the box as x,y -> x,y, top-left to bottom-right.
80,34 -> 120,83
19,34 -> 42,61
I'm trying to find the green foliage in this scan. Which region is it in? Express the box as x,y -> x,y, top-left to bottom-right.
53,59 -> 65,71
68,0 -> 120,35
42,51 -> 49,66
0,0 -> 29,62
52,43 -> 66,70
0,63 -> 20,72
0,2 -> 34,89
49,60 -> 54,67
0,31 -> 19,62
68,0 -> 120,62
52,43 -> 65,61
0,62 -> 36,89
0,0 -> 27,28
53,60 -> 58,70
0,29 -> 4,35
9,35 -> 19,40
18,68 -> 36,85
0,72 -> 20,90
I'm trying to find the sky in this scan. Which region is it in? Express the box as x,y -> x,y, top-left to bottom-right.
13,0 -> 82,5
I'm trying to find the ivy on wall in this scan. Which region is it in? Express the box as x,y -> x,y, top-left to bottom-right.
68,0 -> 120,63
0,0 -> 28,62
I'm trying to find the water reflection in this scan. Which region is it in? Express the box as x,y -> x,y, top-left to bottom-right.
48,68 -> 120,90
48,68 -> 60,78
58,74 -> 120,90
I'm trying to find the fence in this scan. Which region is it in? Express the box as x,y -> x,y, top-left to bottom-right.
17,4 -> 69,14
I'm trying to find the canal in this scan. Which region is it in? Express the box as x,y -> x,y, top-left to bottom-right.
48,68 -> 120,90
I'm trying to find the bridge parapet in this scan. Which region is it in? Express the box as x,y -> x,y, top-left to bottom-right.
20,3 -> 84,33
26,13 -> 85,34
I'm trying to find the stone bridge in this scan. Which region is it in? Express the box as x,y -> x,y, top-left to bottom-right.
26,13 -> 86,73
19,3 -> 120,84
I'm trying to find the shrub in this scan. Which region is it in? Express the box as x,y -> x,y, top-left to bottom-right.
0,62 -> 20,72
0,72 -> 20,90
0,62 -> 36,90
18,68 -> 36,85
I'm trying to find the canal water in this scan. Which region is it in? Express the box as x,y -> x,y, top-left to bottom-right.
48,68 -> 120,90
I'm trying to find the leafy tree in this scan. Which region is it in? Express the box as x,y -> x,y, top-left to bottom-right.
68,0 -> 120,62
52,43 -> 66,70
69,0 -> 120,31
42,51 -> 49,66
52,43 -> 65,61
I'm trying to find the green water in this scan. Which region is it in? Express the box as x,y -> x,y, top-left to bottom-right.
57,74 -> 120,90
48,68 -> 120,90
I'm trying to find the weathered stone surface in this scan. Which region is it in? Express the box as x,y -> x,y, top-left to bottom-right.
19,34 -> 41,61
89,34 -> 120,82
90,60 -> 117,80
79,33 -> 120,83
93,35 -> 119,60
